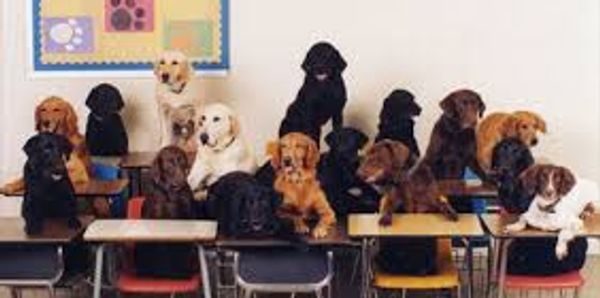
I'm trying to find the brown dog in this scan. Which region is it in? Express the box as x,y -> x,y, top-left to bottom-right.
143,146 -> 195,219
357,140 -> 458,226
2,96 -> 91,193
267,132 -> 336,238
477,111 -> 546,172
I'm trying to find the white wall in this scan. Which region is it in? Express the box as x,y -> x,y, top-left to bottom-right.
1,0 -> 599,187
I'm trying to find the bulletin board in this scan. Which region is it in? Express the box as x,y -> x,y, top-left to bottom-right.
31,0 -> 229,74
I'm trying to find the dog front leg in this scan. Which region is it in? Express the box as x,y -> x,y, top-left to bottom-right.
312,194 -> 337,238
556,227 -> 577,260
293,217 -> 310,235
504,216 -> 527,234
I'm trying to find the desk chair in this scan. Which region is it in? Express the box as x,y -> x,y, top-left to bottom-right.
116,197 -> 201,297
371,239 -> 461,298
502,271 -> 584,298
233,247 -> 334,298
92,163 -> 127,218
0,245 -> 64,298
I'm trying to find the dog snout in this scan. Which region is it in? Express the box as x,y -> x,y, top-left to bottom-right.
283,157 -> 292,167
200,133 -> 209,145
42,120 -> 50,128
161,73 -> 169,83
531,138 -> 538,146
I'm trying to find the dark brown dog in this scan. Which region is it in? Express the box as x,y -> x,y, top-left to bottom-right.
423,89 -> 487,180
357,140 -> 458,226
142,146 -> 195,219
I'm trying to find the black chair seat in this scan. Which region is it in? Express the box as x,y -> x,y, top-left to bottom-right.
238,248 -> 329,284
0,245 -> 60,280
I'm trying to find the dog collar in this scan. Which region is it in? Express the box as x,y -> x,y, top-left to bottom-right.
170,82 -> 187,94
538,200 -> 558,214
211,136 -> 236,153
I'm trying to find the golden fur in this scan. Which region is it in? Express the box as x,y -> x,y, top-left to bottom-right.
1,97 -> 91,193
268,132 -> 336,238
477,111 -> 546,172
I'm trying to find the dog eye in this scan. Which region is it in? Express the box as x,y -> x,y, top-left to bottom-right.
172,61 -> 179,65
213,117 -> 220,122
201,116 -> 206,121
52,108 -> 60,112
159,59 -> 165,65
521,124 -> 529,129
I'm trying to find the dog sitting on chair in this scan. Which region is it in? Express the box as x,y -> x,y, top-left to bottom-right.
85,83 -> 129,156
505,164 -> 600,260
374,89 -> 422,158
21,133 -> 81,235
267,132 -> 336,238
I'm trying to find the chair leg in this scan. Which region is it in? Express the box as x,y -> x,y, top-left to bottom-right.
46,284 -> 56,298
573,287 -> 581,298
10,287 -> 20,298
242,289 -> 252,298
401,289 -> 407,298
170,293 -> 177,298
315,289 -> 324,298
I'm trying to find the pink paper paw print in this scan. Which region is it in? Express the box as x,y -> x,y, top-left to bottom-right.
105,0 -> 154,32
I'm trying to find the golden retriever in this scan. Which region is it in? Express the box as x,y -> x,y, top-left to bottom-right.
154,50 -> 200,148
477,111 -> 546,172
1,97 -> 91,194
267,132 -> 336,238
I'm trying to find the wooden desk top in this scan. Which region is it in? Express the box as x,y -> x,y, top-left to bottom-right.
84,219 -> 217,243
348,213 -> 484,238
1,179 -> 129,197
481,214 -> 600,238
437,179 -> 498,198
0,216 -> 93,243
119,151 -> 157,169
216,224 -> 354,247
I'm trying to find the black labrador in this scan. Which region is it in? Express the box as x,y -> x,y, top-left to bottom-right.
375,89 -> 422,158
85,83 -> 128,156
22,133 -> 80,235
279,41 -> 347,144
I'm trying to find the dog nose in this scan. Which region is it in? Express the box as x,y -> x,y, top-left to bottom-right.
161,73 -> 169,83
200,133 -> 209,145
531,138 -> 538,146
42,121 -> 50,127
283,157 -> 292,167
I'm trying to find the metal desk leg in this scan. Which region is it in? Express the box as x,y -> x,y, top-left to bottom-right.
497,239 -> 512,298
93,244 -> 105,298
361,238 -> 369,298
466,239 -> 474,298
198,245 -> 212,298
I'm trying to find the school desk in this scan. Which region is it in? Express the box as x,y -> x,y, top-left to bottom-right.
480,213 -> 600,298
437,179 -> 498,198
84,219 -> 217,298
348,213 -> 484,298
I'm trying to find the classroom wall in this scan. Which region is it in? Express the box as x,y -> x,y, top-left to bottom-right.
1,0 -> 599,188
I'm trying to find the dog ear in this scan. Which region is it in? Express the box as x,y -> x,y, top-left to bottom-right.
178,58 -> 193,83
556,166 -> 576,197
149,152 -> 164,186
34,102 -> 43,132
501,116 -> 520,138
387,142 -> 411,173
439,93 -> 457,118
153,56 -> 163,78
534,114 -> 547,134
229,115 -> 240,137
267,141 -> 281,169
519,165 -> 542,195
304,137 -> 320,169
324,130 -> 339,148
477,96 -> 486,117
23,136 -> 40,157
409,100 -> 422,117
63,101 -> 79,137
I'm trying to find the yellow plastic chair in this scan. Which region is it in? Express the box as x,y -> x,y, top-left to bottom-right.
371,239 -> 461,298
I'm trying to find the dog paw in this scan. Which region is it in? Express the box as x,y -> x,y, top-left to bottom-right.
504,223 -> 524,234
555,243 -> 568,260
294,222 -> 310,235
312,225 -> 330,239
378,214 -> 392,226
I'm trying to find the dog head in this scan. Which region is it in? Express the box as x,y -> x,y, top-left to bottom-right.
325,127 -> 369,167
380,89 -> 422,120
503,111 -> 547,147
237,179 -> 283,235
268,132 -> 320,176
170,104 -> 197,141
440,89 -> 485,129
23,132 -> 73,182
491,138 -> 534,181
150,146 -> 190,190
197,103 -> 240,151
520,164 -> 576,209
85,83 -> 124,117
301,41 -> 347,82
35,96 -> 79,137
154,50 -> 193,90
357,140 -> 411,184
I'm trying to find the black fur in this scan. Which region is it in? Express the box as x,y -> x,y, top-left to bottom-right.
22,133 -> 80,235
491,138 -> 588,275
375,89 -> 422,157
279,42 -> 347,143
318,128 -> 380,217
85,83 -> 128,156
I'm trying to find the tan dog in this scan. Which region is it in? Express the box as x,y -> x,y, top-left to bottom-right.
267,132 -> 336,238
477,111 -> 546,172
154,50 -> 200,148
2,97 -> 91,193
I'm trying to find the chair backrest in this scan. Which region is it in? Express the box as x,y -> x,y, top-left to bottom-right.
92,163 -> 120,180
128,197 -> 145,219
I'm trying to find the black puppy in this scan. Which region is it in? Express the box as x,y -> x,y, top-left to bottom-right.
318,127 -> 380,217
207,172 -> 292,238
279,41 -> 347,144
375,89 -> 422,157
22,133 -> 80,235
85,83 -> 128,156
491,138 -> 535,213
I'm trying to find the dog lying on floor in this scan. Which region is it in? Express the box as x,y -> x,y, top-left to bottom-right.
477,110 -> 546,172
374,89 -> 422,158
187,103 -> 256,200
85,83 -> 129,156
279,41 -> 348,144
267,132 -> 336,238
136,146 -> 197,278
505,164 -> 600,260
357,140 -> 458,226
21,133 -> 81,235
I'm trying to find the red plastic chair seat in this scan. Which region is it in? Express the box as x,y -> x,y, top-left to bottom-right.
117,271 -> 201,294
505,271 -> 584,290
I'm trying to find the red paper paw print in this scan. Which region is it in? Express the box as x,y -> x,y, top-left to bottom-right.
105,0 -> 154,32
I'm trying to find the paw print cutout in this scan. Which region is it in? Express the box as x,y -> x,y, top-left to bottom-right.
43,17 -> 94,54
105,0 -> 154,32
